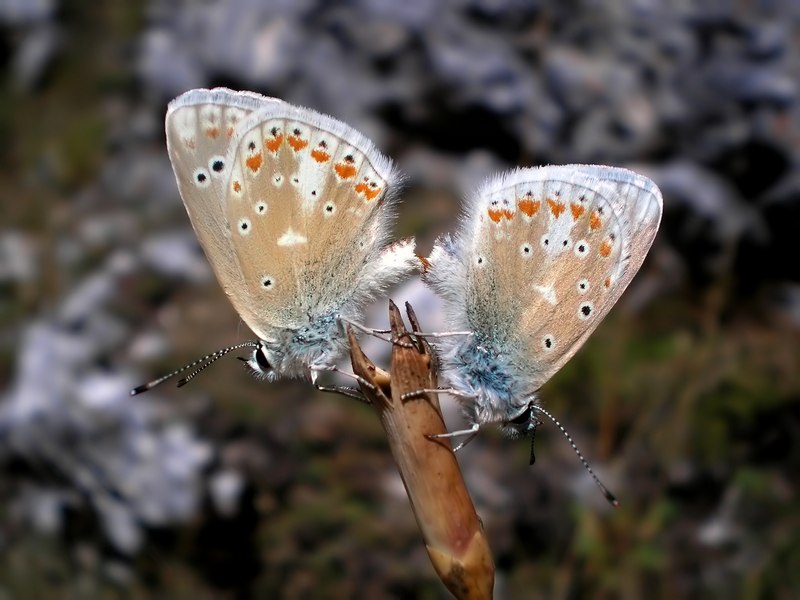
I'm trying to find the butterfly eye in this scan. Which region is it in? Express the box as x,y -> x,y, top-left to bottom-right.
510,405 -> 532,425
574,240 -> 589,257
476,256 -> 487,267
273,173 -> 284,187
255,346 -> 271,371
578,301 -> 594,320
560,238 -> 573,251
542,334 -> 556,351
519,243 -> 533,257
193,167 -> 211,188
323,202 -> 336,216
539,234 -> 551,249
576,279 -> 590,294
254,201 -> 268,215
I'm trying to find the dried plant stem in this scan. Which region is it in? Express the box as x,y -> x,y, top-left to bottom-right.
347,301 -> 494,599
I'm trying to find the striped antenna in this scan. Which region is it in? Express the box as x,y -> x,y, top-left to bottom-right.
531,404 -> 620,508
130,341 -> 261,396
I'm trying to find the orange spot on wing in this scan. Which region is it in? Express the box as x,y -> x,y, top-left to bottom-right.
488,209 -> 503,223
604,276 -> 611,288
266,134 -> 283,153
501,209 -> 514,220
226,127 -> 235,138
205,127 -> 219,139
233,181 -> 242,193
355,181 -> 382,200
570,203 -> 585,220
518,198 -> 541,217
547,199 -> 566,218
335,163 -> 357,179
245,153 -> 263,172
599,240 -> 612,257
311,148 -> 330,163
590,211 -> 602,230
288,135 -> 308,152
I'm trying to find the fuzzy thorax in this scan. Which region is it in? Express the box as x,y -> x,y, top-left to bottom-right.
438,335 -> 535,433
246,312 -> 348,381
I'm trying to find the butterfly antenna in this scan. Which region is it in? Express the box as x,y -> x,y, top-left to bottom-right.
531,404 -> 619,508
528,424 -> 537,466
130,341 -> 261,395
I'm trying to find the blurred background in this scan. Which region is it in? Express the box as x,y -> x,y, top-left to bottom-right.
1,0 -> 799,597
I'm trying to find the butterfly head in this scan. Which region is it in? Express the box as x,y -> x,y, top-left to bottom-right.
499,400 -> 538,439
241,342 -> 280,381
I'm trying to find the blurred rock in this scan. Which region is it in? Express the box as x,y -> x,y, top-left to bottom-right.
11,23 -> 60,90
141,230 -> 212,283
0,231 -> 38,284
0,0 -> 55,26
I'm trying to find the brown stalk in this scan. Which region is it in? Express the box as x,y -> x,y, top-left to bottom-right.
347,301 -> 494,599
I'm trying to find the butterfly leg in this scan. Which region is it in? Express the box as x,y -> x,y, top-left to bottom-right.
400,387 -> 477,401
314,384 -> 370,404
338,316 -> 416,349
408,330 -> 474,340
310,365 -> 377,392
427,423 -> 481,452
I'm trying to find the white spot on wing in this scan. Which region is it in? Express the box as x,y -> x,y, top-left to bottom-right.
174,108 -> 197,149
237,217 -> 252,236
192,167 -> 210,188
534,284 -> 557,305
277,228 -> 308,246
260,274 -> 275,291
208,155 -> 226,177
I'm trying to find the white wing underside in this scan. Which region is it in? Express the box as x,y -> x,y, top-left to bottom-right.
426,164 -> 663,392
165,88 -> 417,341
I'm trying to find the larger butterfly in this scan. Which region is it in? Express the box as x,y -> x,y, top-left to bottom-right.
133,88 -> 417,394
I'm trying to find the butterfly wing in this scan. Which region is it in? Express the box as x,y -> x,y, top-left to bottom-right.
426,164 -> 662,392
216,102 -> 415,333
167,89 -> 416,341
165,88 -> 282,331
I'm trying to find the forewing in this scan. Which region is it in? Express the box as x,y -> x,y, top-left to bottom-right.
220,103 -> 404,330
164,88 -> 282,334
446,164 -> 662,390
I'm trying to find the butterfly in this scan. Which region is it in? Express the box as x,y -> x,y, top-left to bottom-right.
132,88 -> 417,395
422,165 -> 663,455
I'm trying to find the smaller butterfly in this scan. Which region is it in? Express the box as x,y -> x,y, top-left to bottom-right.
132,88 -> 417,395
421,165 -> 662,499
